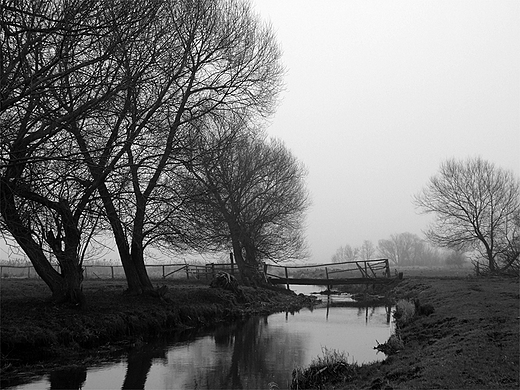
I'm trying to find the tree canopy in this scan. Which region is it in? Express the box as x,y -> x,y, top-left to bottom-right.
0,0 -> 287,301
175,126 -> 310,286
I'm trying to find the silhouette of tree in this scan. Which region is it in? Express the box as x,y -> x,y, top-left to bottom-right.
176,127 -> 309,286
414,157 -> 520,272
331,245 -> 359,262
1,0 -> 284,297
0,0 -> 156,304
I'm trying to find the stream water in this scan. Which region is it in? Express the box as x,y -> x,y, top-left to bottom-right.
11,287 -> 394,390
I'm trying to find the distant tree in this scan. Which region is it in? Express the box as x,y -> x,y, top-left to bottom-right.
445,250 -> 466,268
331,244 -> 359,262
414,157 -> 520,272
378,233 -> 417,265
177,129 -> 310,286
378,232 -> 444,266
359,240 -> 375,260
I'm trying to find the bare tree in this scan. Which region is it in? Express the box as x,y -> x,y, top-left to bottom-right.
331,245 -> 359,262
378,232 -> 442,266
378,232 -> 418,265
0,0 -> 154,304
86,0 -> 284,294
359,240 -> 375,260
414,157 -> 520,272
176,127 -> 310,286
1,0 -> 284,298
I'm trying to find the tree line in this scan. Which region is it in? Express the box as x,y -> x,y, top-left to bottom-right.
331,233 -> 458,267
0,0 -> 310,305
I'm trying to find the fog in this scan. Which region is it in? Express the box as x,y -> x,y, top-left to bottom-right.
252,0 -> 520,262
1,1 -> 518,266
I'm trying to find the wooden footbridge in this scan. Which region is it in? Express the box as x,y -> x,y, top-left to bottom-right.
264,259 -> 396,290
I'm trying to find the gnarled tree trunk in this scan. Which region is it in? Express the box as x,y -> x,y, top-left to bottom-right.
0,184 -> 86,306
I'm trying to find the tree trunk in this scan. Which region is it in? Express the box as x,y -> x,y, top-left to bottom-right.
230,237 -> 267,287
131,240 -> 154,293
97,182 -> 147,294
51,259 -> 85,307
0,182 -> 85,306
130,198 -> 155,293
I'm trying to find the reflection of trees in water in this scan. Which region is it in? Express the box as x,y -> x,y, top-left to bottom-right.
49,367 -> 87,390
355,305 -> 393,324
122,343 -> 167,390
186,316 -> 307,389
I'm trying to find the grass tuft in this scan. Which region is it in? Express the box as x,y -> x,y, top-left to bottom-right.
291,347 -> 357,389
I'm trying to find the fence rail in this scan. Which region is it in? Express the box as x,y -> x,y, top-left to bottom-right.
1,259 -> 394,288
0,262 -> 237,281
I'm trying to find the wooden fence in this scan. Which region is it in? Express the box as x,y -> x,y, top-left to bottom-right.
0,262 -> 237,280
1,259 -> 394,288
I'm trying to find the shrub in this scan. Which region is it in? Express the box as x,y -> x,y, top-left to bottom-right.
393,299 -> 415,325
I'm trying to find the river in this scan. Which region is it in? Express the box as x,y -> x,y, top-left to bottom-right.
11,287 -> 394,390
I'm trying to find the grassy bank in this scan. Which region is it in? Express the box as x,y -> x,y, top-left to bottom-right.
0,278 -> 316,387
292,275 -> 519,389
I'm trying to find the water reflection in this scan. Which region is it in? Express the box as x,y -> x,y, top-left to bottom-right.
122,343 -> 167,390
49,367 -> 86,389
12,303 -> 393,390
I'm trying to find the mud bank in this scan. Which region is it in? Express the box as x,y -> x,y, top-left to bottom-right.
292,276 -> 519,390
0,279 -> 316,387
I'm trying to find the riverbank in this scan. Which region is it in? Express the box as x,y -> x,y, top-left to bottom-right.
293,276 -> 519,389
0,278 -> 316,388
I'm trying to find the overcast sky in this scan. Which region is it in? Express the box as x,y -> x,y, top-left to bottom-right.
1,1 -> 518,265
252,0 -> 520,263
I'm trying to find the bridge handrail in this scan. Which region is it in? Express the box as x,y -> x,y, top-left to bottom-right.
266,258 -> 389,269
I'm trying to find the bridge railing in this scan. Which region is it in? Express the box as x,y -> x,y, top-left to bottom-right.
264,259 -> 391,289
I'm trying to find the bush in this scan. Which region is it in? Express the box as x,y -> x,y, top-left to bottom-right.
393,299 -> 415,325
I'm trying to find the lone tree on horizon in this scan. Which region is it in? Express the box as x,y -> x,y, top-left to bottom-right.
414,157 -> 520,273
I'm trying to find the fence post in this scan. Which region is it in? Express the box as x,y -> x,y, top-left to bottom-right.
385,259 -> 390,277
185,265 -> 190,280
162,265 -> 165,279
111,266 -> 114,279
325,267 -> 331,291
285,267 -> 289,290
230,252 -> 234,275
